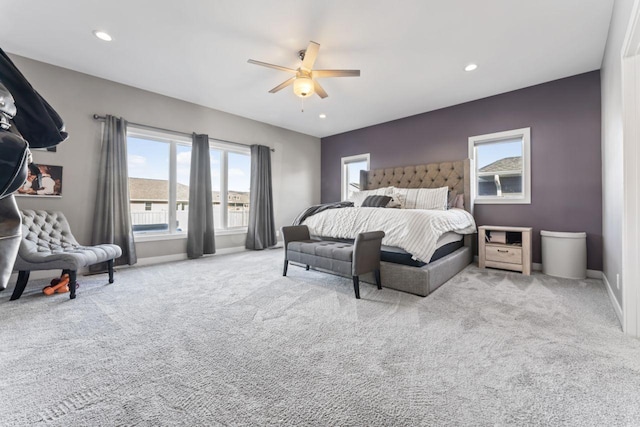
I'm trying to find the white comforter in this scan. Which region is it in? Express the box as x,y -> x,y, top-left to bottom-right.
302,207 -> 476,263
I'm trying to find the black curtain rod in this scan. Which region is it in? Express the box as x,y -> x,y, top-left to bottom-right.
92,114 -> 275,152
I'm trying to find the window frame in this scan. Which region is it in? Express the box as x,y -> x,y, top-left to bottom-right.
126,127 -> 252,239
208,139 -> 251,231
127,125 -> 192,237
468,127 -> 531,205
341,153 -> 370,200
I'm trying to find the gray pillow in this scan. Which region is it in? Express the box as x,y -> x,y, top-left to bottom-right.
361,195 -> 392,207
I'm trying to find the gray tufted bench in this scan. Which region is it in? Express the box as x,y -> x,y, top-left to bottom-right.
10,210 -> 122,300
281,225 -> 385,299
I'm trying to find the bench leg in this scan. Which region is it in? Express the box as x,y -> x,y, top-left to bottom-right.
108,259 -> 115,284
283,260 -> 288,276
375,269 -> 382,290
10,271 -> 30,301
306,265 -> 310,271
352,276 -> 361,299
68,270 -> 77,300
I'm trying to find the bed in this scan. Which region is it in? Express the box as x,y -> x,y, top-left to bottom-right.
300,159 -> 476,297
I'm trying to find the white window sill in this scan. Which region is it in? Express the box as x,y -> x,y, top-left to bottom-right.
474,198 -> 531,205
134,228 -> 248,243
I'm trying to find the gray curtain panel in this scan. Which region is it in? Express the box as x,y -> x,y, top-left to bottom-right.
246,144 -> 276,250
187,133 -> 215,258
91,115 -> 136,270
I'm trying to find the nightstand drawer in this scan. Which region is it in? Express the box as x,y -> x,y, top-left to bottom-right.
486,245 -> 522,264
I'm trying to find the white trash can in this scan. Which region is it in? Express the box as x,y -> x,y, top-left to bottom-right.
541,231 -> 587,279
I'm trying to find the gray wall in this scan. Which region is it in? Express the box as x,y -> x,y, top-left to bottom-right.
601,0 -> 635,307
322,71 -> 602,270
10,54 -> 321,260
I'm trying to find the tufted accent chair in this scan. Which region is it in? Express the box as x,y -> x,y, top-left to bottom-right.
10,210 -> 122,300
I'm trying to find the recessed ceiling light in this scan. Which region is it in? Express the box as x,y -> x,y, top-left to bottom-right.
319,113 -> 327,119
464,63 -> 478,72
93,30 -> 112,42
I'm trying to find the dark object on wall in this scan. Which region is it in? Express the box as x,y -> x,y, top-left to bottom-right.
0,47 -> 68,148
0,82 -> 27,290
0,47 -> 69,290
0,83 -> 28,199
0,196 -> 21,290
27,162 -> 43,191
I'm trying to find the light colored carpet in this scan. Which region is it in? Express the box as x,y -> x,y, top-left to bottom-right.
0,249 -> 639,426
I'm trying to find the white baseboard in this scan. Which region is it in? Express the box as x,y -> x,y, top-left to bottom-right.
135,246 -> 247,267
6,247 -> 248,284
603,274 -> 624,328
531,262 -> 601,279
473,256 -> 602,279
8,269 -> 71,283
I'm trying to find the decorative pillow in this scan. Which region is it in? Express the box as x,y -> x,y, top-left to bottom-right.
446,191 -> 465,210
392,187 -> 449,210
447,190 -> 458,209
348,187 -> 394,207
386,194 -> 403,208
452,194 -> 464,209
361,195 -> 392,208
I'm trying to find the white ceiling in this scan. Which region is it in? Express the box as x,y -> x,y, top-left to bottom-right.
1,0 -> 614,138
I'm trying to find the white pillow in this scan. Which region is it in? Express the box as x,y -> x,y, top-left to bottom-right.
348,187 -> 394,207
392,187 -> 449,210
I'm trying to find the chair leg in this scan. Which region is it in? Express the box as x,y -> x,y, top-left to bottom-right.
283,260 -> 288,276
108,259 -> 115,284
68,270 -> 77,300
352,276 -> 361,299
10,271 -> 30,301
375,269 -> 382,290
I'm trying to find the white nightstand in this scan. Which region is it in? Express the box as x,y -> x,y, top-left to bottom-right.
478,225 -> 532,275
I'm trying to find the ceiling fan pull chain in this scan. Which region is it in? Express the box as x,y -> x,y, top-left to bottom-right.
301,97 -> 304,112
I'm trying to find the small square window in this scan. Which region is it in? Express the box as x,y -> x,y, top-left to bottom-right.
469,128 -> 531,204
341,153 -> 370,200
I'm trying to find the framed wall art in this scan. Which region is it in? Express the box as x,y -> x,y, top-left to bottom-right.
16,164 -> 63,197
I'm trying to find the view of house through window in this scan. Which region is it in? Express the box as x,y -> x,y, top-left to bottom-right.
127,127 -> 251,235
341,153 -> 370,200
469,128 -> 531,204
476,138 -> 523,197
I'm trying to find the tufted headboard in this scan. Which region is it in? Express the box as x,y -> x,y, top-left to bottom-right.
359,159 -> 472,214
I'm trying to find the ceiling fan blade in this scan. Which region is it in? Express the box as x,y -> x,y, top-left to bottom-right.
314,80 -> 328,99
301,41 -> 320,70
247,59 -> 297,74
312,70 -> 361,78
269,77 -> 296,93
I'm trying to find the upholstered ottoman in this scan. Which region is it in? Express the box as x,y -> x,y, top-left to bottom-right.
281,225 -> 385,299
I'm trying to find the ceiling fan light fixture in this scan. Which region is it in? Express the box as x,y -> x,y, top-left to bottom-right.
93,30 -> 112,42
293,76 -> 315,98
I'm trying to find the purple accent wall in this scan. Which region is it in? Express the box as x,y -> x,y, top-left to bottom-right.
321,71 -> 602,270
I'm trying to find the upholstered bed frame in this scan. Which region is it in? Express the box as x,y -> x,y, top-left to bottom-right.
357,159 -> 475,296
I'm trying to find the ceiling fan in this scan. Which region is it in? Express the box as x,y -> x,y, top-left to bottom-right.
248,41 -> 360,99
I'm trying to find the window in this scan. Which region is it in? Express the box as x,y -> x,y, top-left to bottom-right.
127,126 -> 251,237
210,143 -> 251,229
127,126 -> 191,235
468,128 -> 531,204
341,153 -> 370,200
